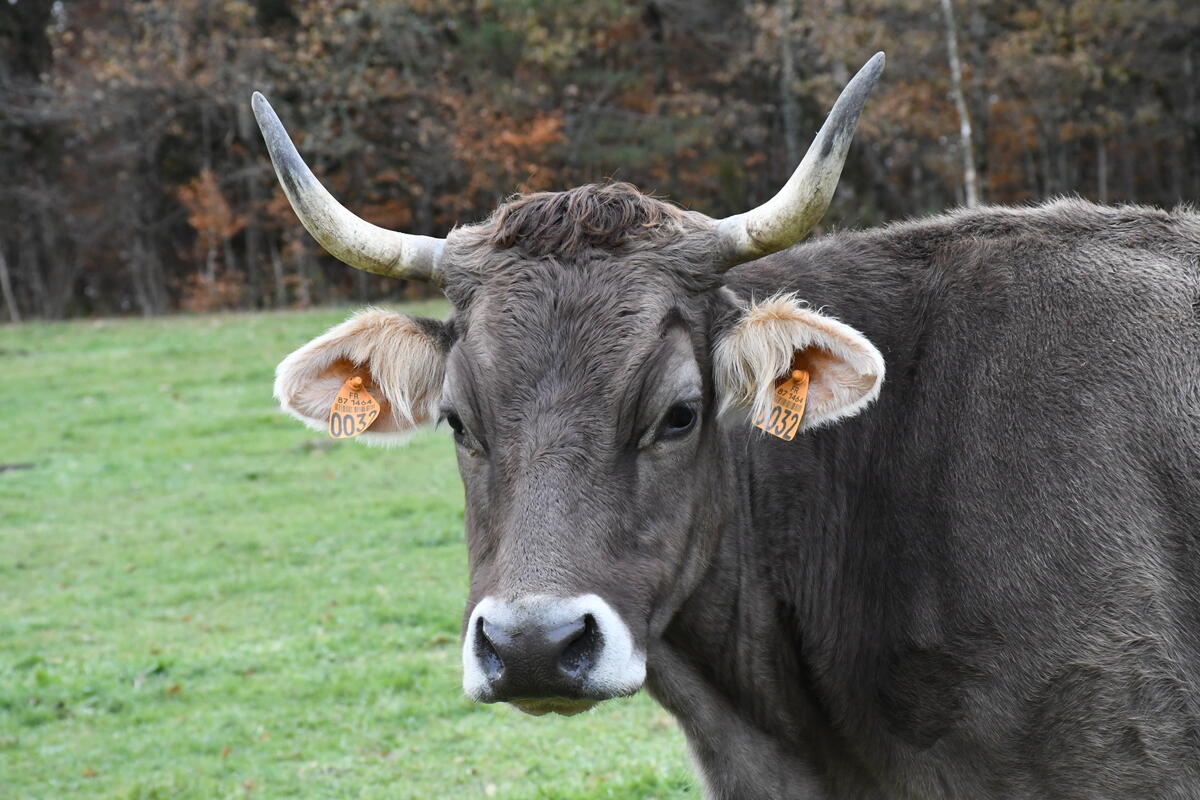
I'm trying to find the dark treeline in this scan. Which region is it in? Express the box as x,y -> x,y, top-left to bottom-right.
1,0 -> 1198,320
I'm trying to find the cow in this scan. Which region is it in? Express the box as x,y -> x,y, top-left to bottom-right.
252,52 -> 1200,798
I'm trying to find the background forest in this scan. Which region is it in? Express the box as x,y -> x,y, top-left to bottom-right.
1,0 -> 1198,320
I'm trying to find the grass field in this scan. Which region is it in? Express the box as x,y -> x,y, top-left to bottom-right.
0,304 -> 693,799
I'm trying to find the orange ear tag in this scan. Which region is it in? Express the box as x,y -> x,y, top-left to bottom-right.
753,369 -> 810,441
328,376 -> 381,439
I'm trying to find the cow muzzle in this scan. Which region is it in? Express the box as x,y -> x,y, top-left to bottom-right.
461,594 -> 646,716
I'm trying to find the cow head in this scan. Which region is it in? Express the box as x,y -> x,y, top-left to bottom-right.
255,54 -> 886,716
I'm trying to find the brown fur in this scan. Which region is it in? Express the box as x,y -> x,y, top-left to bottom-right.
483,182 -> 688,259
440,182 -> 721,310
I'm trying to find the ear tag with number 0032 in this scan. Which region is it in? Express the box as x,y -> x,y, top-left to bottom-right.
754,369 -> 810,441
328,376 -> 381,439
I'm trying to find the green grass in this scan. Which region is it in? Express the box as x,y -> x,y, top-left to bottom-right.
0,304 -> 692,799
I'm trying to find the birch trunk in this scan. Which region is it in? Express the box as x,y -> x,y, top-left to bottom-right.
939,0 -> 980,207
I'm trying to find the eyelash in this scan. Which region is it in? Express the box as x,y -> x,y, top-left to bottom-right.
439,409 -> 483,457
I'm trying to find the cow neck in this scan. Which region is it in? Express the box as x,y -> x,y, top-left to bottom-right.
647,423 -> 885,795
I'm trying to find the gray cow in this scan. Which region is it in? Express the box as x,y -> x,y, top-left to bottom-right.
254,53 -> 1200,798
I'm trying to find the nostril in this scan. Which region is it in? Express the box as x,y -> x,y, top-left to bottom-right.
558,614 -> 601,679
475,617 -> 505,682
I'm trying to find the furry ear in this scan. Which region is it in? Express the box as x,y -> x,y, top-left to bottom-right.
274,308 -> 449,445
714,294 -> 884,431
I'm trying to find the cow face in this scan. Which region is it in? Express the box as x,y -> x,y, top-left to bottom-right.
440,193 -> 729,714
273,185 -> 884,714
257,55 -> 886,715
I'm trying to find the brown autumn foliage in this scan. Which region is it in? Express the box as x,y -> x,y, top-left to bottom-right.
0,0 -> 1197,320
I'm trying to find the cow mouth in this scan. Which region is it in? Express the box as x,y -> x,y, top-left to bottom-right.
510,697 -> 599,717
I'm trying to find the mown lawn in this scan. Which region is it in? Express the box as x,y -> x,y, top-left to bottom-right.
0,304 -> 693,799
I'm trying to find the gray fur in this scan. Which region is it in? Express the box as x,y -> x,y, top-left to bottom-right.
361,188 -> 1200,798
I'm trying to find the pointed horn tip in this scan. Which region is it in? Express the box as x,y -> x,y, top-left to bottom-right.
861,52 -> 885,83
713,51 -> 886,269
822,52 -> 886,133
850,52 -> 886,91
250,91 -> 276,126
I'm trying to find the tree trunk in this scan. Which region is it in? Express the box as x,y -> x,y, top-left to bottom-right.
243,170 -> 264,308
20,222 -> 50,318
1169,136 -> 1184,204
0,248 -> 21,323
295,239 -> 313,308
1119,129 -> 1137,201
35,204 -> 79,318
239,100 -> 265,308
130,237 -> 156,317
1035,124 -> 1053,196
779,0 -> 803,168
939,0 -> 979,207
269,237 -> 287,308
221,233 -> 239,289
1022,142 -> 1038,202
1056,134 -> 1069,196
145,236 -> 169,314
1185,46 -> 1199,200
204,232 -> 218,283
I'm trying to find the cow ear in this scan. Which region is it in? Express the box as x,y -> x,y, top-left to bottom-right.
714,294 -> 884,431
274,308 -> 449,446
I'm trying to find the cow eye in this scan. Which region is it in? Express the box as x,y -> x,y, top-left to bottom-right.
442,411 -> 465,437
657,403 -> 698,441
440,409 -> 485,457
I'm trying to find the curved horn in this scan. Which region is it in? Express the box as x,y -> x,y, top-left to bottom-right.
251,92 -> 445,284
715,52 -> 885,269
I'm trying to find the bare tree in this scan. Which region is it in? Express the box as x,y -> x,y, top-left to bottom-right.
0,249 -> 19,323
780,0 -> 803,168
939,0 -> 980,207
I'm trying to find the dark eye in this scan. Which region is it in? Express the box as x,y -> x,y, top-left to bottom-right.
441,410 -> 485,457
441,411 -> 465,437
658,404 -> 697,440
